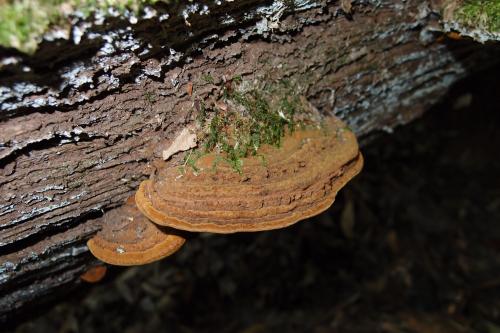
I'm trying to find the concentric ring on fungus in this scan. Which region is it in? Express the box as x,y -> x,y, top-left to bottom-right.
135,116 -> 363,233
87,197 -> 185,266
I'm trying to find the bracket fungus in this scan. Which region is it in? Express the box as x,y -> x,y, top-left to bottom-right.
80,265 -> 107,283
135,116 -> 363,233
87,197 -> 185,266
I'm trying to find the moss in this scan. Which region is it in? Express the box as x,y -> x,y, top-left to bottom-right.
0,0 -> 56,53
186,78 -> 311,174
0,0 -> 176,53
455,0 -> 500,33
231,74 -> 242,84
201,73 -> 214,84
144,91 -> 156,103
178,149 -> 203,175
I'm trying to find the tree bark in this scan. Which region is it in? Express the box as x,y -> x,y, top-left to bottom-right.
0,0 -> 499,322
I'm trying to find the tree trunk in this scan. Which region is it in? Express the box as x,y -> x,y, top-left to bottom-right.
1,0 -> 499,322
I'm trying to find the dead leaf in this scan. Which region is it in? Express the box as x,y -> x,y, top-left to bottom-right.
162,127 -> 198,160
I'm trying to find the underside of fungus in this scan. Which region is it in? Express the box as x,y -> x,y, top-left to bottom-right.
87,197 -> 185,266
135,116 -> 363,233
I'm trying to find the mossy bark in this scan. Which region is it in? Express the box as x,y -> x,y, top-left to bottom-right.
441,0 -> 500,42
1,0 -> 499,323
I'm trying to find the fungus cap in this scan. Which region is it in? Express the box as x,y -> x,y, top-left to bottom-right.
87,197 -> 185,266
80,265 -> 107,283
136,116 -> 363,233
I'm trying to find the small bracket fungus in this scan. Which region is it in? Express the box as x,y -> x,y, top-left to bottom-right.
135,116 -> 363,233
80,265 -> 107,283
87,197 -> 185,266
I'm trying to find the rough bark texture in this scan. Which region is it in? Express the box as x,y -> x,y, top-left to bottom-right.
0,0 -> 499,323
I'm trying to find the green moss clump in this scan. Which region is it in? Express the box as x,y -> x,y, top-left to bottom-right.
178,150 -> 203,175
456,0 -> 500,33
187,79 -> 310,174
201,73 -> 214,84
0,0 -> 56,53
0,0 -> 173,53
144,91 -> 156,103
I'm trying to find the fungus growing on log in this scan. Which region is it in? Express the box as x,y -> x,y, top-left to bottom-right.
80,265 -> 107,283
87,197 -> 185,266
135,116 -> 363,233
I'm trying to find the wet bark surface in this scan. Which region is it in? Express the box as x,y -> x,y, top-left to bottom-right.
1,0 -> 499,323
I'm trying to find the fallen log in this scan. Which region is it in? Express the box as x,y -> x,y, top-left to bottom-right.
1,0 -> 499,323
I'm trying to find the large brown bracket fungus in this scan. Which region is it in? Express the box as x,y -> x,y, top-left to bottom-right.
87,197 -> 185,266
135,116 -> 363,233
88,115 -> 362,265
